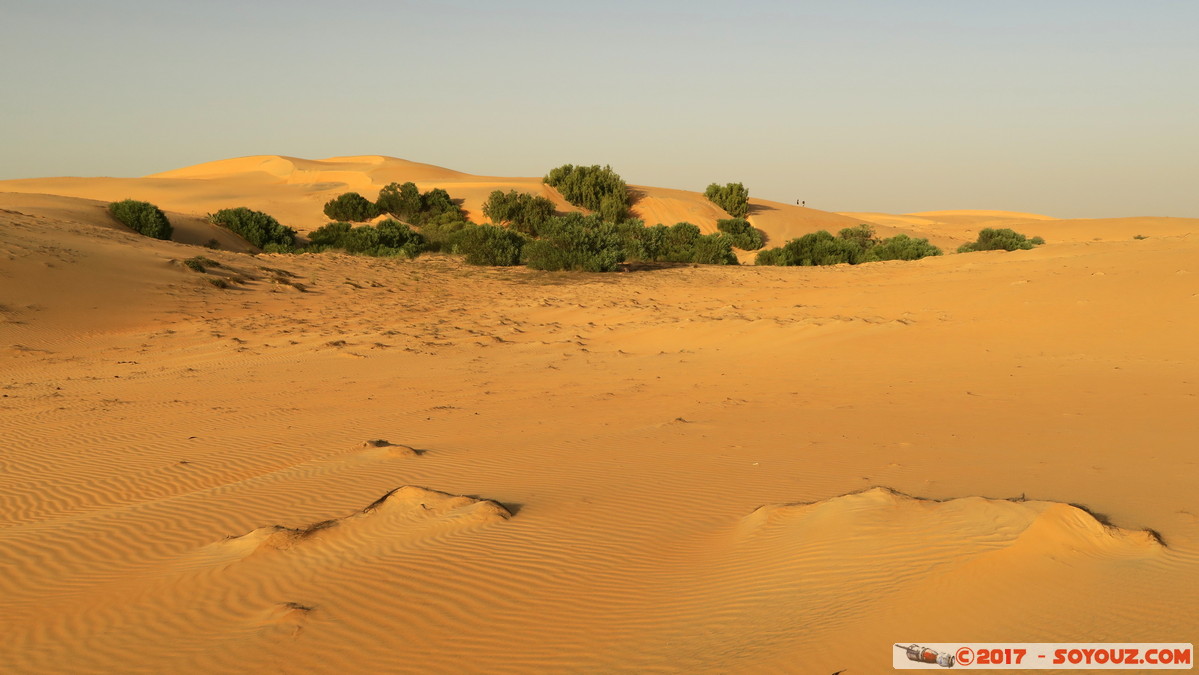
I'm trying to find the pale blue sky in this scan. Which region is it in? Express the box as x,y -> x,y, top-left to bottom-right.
3,0 -> 1196,216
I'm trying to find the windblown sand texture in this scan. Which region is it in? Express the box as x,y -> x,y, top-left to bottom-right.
1,156 -> 1197,673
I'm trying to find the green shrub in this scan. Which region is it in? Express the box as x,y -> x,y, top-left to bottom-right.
756,226 -> 942,266
420,188 -> 457,220
754,247 -> 785,266
838,224 -> 878,249
305,219 -> 425,258
867,234 -> 942,261
209,208 -> 297,249
543,164 -> 630,222
523,213 -> 625,272
108,199 -> 173,240
482,189 -> 555,236
692,234 -> 739,265
957,228 -> 1045,253
375,182 -> 423,221
456,224 -> 527,266
704,183 -> 750,218
755,230 -> 864,266
420,212 -> 472,252
323,192 -> 380,222
716,218 -> 765,250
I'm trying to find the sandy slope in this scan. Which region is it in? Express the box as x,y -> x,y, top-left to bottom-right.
1,160 -> 1197,673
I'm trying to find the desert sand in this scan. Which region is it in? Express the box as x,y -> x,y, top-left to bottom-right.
1,156 -> 1196,673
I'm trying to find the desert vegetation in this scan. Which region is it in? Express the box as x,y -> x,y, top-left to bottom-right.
323,192 -> 381,222
209,207 -> 297,251
704,182 -> 750,218
716,218 -> 765,250
482,190 -> 555,236
374,182 -> 470,228
305,219 -> 426,258
756,225 -> 941,266
957,228 -> 1045,252
108,199 -> 173,240
456,224 -> 528,266
543,164 -> 629,223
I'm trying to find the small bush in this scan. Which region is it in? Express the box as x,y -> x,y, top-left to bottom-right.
375,182 -> 423,221
305,219 -> 425,258
755,230 -> 864,266
206,277 -> 230,289
757,226 -> 942,266
482,189 -> 555,236
420,212 -> 473,252
716,218 -> 765,250
957,228 -> 1045,253
457,224 -> 527,266
323,192 -> 380,222
704,183 -> 750,218
182,256 -> 220,272
838,224 -> 878,249
209,208 -> 297,249
867,234 -> 942,261
543,164 -> 630,222
204,238 -> 221,249
108,200 -> 172,240
692,234 -> 739,265
523,213 -> 625,272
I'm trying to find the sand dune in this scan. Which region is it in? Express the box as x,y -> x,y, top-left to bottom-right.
1,158 -> 1197,673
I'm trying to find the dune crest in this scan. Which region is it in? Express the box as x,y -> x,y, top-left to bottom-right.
218,486 -> 511,557
740,486 -> 1162,557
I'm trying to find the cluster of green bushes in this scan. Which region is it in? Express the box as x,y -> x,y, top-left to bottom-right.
209,207 -> 297,251
614,221 -> 737,265
481,189 -> 556,236
543,164 -> 629,223
306,219 -> 426,258
321,183 -> 471,230
444,215 -> 739,271
957,228 -> 1045,253
756,225 -> 941,266
108,200 -> 173,240
716,218 -> 765,250
704,182 -> 749,218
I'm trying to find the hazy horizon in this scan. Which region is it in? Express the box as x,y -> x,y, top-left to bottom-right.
3,0 -> 1196,218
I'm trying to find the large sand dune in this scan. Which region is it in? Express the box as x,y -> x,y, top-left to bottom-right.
1,157 -> 1197,673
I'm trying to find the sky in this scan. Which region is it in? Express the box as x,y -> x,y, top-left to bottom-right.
2,0 -> 1196,217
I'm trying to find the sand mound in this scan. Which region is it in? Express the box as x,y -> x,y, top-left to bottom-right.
357,439 -> 420,458
740,487 -> 1162,557
219,486 -> 510,557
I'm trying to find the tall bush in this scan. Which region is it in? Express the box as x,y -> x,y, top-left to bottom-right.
543,164 -> 630,222
704,182 -> 750,218
375,182 -> 423,221
482,189 -> 555,236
